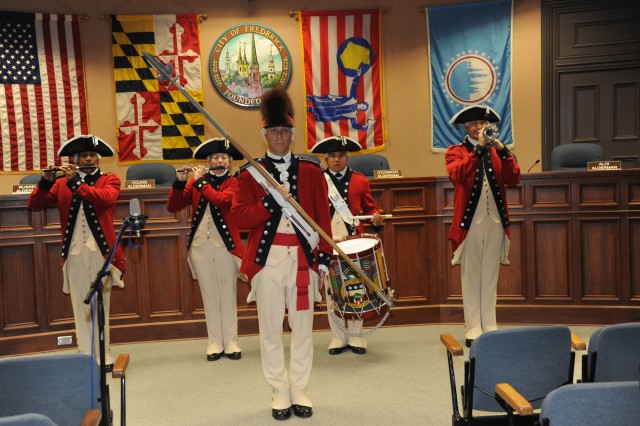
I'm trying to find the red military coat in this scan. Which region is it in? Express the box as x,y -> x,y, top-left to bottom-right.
327,168 -> 380,235
445,138 -> 521,253
27,172 -> 126,274
231,156 -> 332,282
166,173 -> 244,258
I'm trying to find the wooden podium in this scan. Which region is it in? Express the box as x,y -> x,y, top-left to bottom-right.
1,169 -> 639,355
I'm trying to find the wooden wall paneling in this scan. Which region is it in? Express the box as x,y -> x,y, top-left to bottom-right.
532,219 -> 572,300
0,243 -> 38,330
630,180 -> 640,206
389,186 -> 427,215
142,197 -> 180,223
0,204 -> 34,230
530,182 -> 571,208
505,185 -> 524,209
442,220 -> 461,304
579,217 -> 621,301
441,185 -> 454,212
542,0 -> 640,169
44,240 -> 73,325
112,238 -> 144,320
388,221 -> 428,302
578,180 -> 619,207
630,217 -> 640,301
496,219 -> 526,301
142,234 -> 185,317
41,206 -> 60,230
612,81 -> 639,142
572,83 -> 598,143
370,187 -> 384,213
555,1 -> 640,63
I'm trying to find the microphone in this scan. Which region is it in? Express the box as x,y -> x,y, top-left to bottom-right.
527,159 -> 541,173
129,198 -> 146,239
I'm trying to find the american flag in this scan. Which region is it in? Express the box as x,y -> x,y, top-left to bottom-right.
0,12 -> 87,172
300,9 -> 385,153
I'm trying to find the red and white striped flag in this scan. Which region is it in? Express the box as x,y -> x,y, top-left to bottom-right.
300,9 -> 385,152
0,12 -> 87,172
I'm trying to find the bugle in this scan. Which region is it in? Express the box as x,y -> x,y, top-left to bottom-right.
483,124 -> 499,143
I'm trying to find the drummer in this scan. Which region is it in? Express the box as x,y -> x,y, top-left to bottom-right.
310,136 -> 385,355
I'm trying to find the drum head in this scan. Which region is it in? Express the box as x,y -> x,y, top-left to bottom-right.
333,236 -> 378,255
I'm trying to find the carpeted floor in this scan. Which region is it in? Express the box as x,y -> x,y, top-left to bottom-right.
103,324 -> 597,425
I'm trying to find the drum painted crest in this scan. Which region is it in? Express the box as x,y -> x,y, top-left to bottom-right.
328,234 -> 392,320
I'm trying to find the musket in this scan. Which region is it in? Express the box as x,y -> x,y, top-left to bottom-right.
142,51 -> 394,309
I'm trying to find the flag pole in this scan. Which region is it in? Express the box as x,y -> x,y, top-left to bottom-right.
143,51 -> 394,309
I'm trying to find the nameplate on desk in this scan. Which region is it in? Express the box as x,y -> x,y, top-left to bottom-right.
373,169 -> 402,178
124,179 -> 156,189
12,184 -> 36,194
587,161 -> 621,171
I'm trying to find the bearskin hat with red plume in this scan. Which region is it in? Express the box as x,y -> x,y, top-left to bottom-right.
260,87 -> 294,128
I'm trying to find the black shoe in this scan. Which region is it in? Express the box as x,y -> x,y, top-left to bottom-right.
104,363 -> 114,373
292,404 -> 313,418
328,347 -> 345,355
272,407 -> 291,420
350,346 -> 366,355
465,339 -> 474,348
226,352 -> 241,360
207,352 -> 223,361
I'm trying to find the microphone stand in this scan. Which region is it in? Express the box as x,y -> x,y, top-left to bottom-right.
84,215 -> 138,426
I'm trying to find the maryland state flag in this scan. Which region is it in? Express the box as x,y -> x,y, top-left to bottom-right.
300,9 -> 385,153
112,14 -> 205,163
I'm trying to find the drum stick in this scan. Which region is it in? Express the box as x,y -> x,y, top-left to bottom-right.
143,51 -> 394,309
351,214 -> 393,220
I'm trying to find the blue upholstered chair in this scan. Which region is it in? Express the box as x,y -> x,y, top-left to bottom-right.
125,163 -> 177,186
539,381 -> 640,426
581,322 -> 640,383
19,174 -> 42,184
0,413 -> 57,425
0,353 -> 130,425
440,326 -> 581,425
347,153 -> 390,177
549,143 -> 604,171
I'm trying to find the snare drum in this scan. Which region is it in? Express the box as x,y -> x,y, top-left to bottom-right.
328,234 -> 392,319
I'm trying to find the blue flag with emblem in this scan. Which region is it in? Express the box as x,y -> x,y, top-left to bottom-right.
427,0 -> 513,152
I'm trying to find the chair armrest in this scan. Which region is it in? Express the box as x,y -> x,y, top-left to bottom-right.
111,353 -> 130,379
571,333 -> 586,350
81,409 -> 101,426
440,333 -> 464,356
495,383 -> 533,416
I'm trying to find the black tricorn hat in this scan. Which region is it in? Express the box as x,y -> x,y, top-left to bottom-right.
57,134 -> 114,157
260,87 -> 294,128
192,137 -> 244,161
309,136 -> 361,154
449,104 -> 501,124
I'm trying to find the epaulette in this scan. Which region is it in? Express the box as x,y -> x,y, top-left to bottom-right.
297,156 -> 322,169
239,158 -> 261,171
